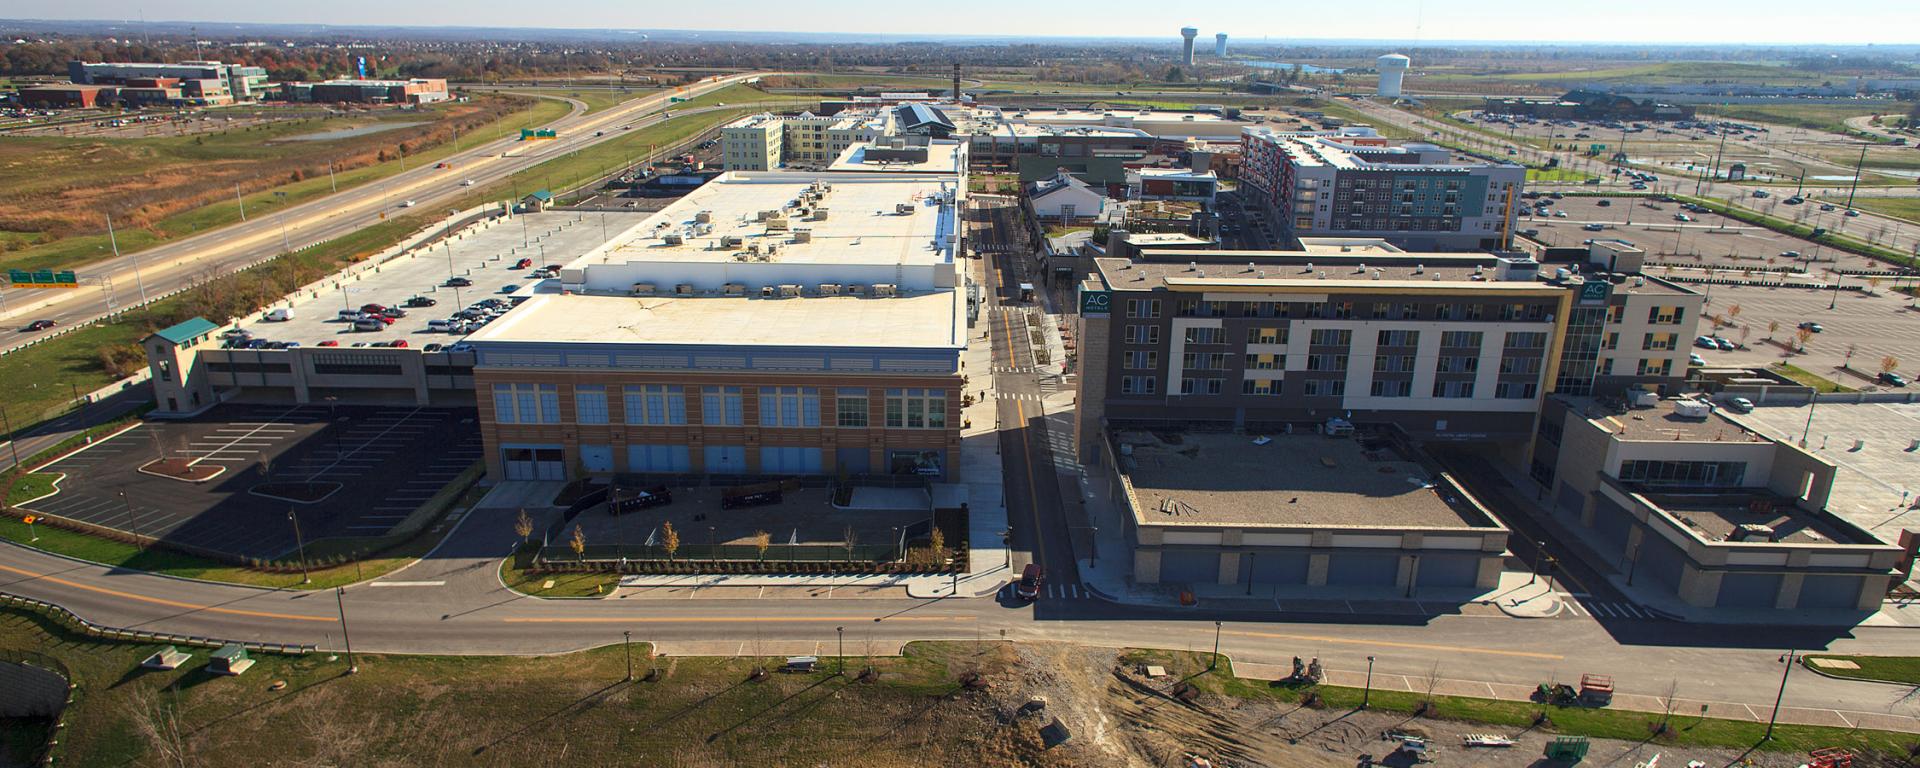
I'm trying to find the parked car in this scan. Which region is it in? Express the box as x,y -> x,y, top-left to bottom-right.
1844,209 -> 1860,217
359,303 -> 388,315
1726,397 -> 1755,413
1015,564 -> 1045,601
1596,199 -> 1611,207
338,309 -> 364,321
514,258 -> 533,269
1880,371 -> 1909,387
423,343 -> 444,352
20,319 -> 55,332
404,296 -> 437,308
1673,214 -> 1693,222
353,318 -> 385,332
1583,223 -> 1605,232
1694,335 -> 1719,349
1798,321 -> 1824,333
444,276 -> 472,287
380,307 -> 407,319
316,340 -> 340,347
263,308 -> 294,321
1819,204 -> 1836,212
500,284 -> 521,294
1689,353 -> 1706,366
1715,337 -> 1735,351
388,339 -> 409,348
1553,210 -> 1568,218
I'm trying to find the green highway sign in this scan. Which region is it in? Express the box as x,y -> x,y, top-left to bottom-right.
7,269 -> 78,288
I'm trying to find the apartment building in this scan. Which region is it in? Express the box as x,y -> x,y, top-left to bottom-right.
68,60 -> 269,101
720,113 -> 786,171
467,171 -> 969,482
721,111 -> 893,170
1543,240 -> 1703,398
1239,126 -> 1526,251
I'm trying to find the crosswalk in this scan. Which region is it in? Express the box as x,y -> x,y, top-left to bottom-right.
992,366 -> 1039,374
1560,593 -> 1657,620
999,582 -> 1094,600
997,392 -> 1047,402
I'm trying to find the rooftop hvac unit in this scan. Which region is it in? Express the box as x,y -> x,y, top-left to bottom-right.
792,229 -> 813,243
847,283 -> 869,295
1632,390 -> 1660,407
1672,400 -> 1713,420
818,283 -> 842,295
766,218 -> 790,231
734,252 -> 751,262
720,235 -> 744,248
748,242 -> 762,255
723,283 -> 747,296
1731,524 -> 1777,542
754,252 -> 772,262
760,286 -> 776,298
777,283 -> 802,297
871,283 -> 898,297
630,283 -> 656,296
811,207 -> 830,221
895,203 -> 917,215
673,284 -> 695,296
757,209 -> 780,221
696,211 -> 713,223
661,233 -> 685,245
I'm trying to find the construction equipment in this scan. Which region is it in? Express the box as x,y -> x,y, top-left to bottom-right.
1535,681 -> 1578,705
1578,673 -> 1615,706
1808,747 -> 1855,768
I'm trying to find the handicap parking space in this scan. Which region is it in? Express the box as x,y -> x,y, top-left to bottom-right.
27,404 -> 481,560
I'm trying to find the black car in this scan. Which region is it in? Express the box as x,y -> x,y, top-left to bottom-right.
404,296 -> 437,308
20,319 -> 55,332
1881,371 -> 1909,387
444,276 -> 472,287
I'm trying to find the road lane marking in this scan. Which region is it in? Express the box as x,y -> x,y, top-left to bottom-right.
502,615 -> 971,624
1221,628 -> 1565,660
369,581 -> 445,587
0,563 -> 334,623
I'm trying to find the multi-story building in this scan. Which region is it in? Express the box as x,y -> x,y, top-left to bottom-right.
777,111 -> 891,166
301,78 -> 448,105
1240,126 -> 1526,251
720,113 -> 786,171
1532,394 -> 1900,614
465,171 -> 969,481
68,60 -> 268,101
1072,241 -> 1702,466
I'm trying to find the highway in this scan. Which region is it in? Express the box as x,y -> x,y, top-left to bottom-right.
0,72 -> 772,353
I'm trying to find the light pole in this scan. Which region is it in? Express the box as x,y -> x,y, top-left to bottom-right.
334,587 -> 358,674
836,626 -> 845,676
623,630 -> 634,681
1209,621 -> 1222,670
288,509 -> 311,584
1765,650 -> 1798,741
1830,272 -> 1844,310
0,405 -> 21,471
118,491 -> 140,546
1363,655 -> 1376,709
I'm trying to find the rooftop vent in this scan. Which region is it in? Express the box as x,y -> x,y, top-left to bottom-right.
871,283 -> 898,297
673,284 -> 694,296
630,283 -> 657,296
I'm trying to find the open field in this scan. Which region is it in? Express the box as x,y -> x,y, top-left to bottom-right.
498,86 -> 659,114
1849,197 -> 1920,223
0,93 -> 570,274
1699,103 -> 1905,138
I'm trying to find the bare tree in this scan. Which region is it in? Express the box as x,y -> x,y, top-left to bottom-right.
929,527 -> 947,567
1795,326 -> 1815,352
1420,662 -> 1443,715
1845,343 -> 1858,368
1656,678 -> 1682,735
1767,319 -> 1781,340
127,686 -> 193,768
1883,355 -> 1902,376
844,524 -> 859,564
514,508 -> 534,544
1727,303 -> 1742,325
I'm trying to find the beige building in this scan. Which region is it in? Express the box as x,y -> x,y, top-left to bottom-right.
720,113 -> 785,171
722,111 -> 894,170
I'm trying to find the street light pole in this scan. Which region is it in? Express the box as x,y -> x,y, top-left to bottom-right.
118,491 -> 140,546
1765,650 -> 1797,741
0,405 -> 21,471
335,587 -> 358,674
1209,621 -> 1222,670
836,626 -> 845,677
288,509 -> 310,584
623,630 -> 633,681
1363,655 -> 1377,709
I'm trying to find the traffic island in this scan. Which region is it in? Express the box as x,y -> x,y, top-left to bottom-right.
136,458 -> 223,483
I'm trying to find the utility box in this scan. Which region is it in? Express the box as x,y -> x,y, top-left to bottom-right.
1544,736 -> 1589,762
209,644 -> 254,676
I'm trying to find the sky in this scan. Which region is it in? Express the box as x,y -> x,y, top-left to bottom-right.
23,0 -> 1920,45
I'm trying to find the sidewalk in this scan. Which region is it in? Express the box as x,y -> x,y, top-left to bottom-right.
1069,457 -> 1562,619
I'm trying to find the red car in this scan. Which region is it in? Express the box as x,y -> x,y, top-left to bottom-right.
514,258 -> 533,269
359,303 -> 388,314
388,339 -> 409,348
1015,563 -> 1044,601
316,340 -> 340,347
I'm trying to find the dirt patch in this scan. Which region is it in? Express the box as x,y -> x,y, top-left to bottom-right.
137,458 -> 222,482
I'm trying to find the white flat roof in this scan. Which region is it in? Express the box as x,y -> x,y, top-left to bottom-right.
464,290 -> 964,350
827,141 -> 964,174
567,171 -> 958,270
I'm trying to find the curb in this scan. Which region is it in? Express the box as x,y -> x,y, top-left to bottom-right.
1799,658 -> 1920,688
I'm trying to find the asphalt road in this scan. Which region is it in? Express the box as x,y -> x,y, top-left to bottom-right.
0,73 -> 771,353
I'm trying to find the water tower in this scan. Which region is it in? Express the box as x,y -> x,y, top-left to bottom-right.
1376,53 -> 1410,98
1214,33 -> 1228,57
1180,27 -> 1198,66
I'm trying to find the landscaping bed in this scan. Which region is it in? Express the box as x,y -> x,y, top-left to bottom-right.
138,457 -> 224,482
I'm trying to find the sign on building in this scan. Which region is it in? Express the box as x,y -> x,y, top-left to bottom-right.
1578,281 -> 1612,305
1079,288 -> 1111,317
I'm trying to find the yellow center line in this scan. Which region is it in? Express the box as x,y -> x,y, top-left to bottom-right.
504,615 -> 972,624
0,563 -> 336,623
1224,628 -> 1564,660
1015,399 -> 1047,562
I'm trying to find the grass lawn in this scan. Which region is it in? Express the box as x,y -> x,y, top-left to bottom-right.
4,472 -> 60,506
0,94 -> 572,275
1770,362 -> 1854,393
500,86 -> 657,114
1121,649 -> 1915,757
1528,167 -> 1601,183
1697,103 -> 1896,138
1043,225 -> 1092,238
1849,197 -> 1920,224
0,607 -> 1027,767
1804,655 -> 1920,685
500,543 -> 621,597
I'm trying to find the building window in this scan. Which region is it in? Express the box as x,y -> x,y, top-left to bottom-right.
1124,325 -> 1161,344
1437,355 -> 1479,374
1495,381 -> 1538,399
836,388 -> 869,427
1306,353 -> 1348,372
1505,331 -> 1547,349
1303,379 -> 1345,397
702,386 -> 744,426
1601,358 -> 1616,376
1332,302 -> 1354,319
758,387 -> 820,428
1440,331 -> 1483,348
1245,353 -> 1280,370
884,389 -> 946,429
1618,459 -> 1747,487
1370,379 -> 1412,397
1464,304 -> 1484,321
1648,305 -> 1685,325
1242,379 -> 1280,395
1246,327 -> 1284,345
1127,299 -> 1161,318
1183,327 -> 1224,345
1125,351 -> 1159,369
1642,333 -> 1676,351
575,385 -> 609,424
1500,356 -> 1543,375
1434,303 -> 1455,320
1120,376 -> 1159,395
1433,380 -> 1476,398
493,383 -> 559,424
1377,329 -> 1419,347
1371,302 -> 1391,319
1374,354 -> 1414,373
1604,332 -> 1619,350
1309,328 -> 1351,347
624,384 -> 686,425
1636,358 -> 1674,377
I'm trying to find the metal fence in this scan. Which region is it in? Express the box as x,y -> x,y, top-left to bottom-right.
537,542 -> 901,565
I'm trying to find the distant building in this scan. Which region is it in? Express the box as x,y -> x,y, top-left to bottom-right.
1239,126 -> 1525,251
1481,91 -> 1696,121
1127,167 -> 1217,204
1028,171 -> 1110,221
291,78 -> 449,105
1376,54 -> 1410,98
18,84 -> 109,108
68,60 -> 267,102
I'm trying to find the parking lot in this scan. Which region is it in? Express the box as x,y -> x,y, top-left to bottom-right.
1730,402 -> 1920,558
232,210 -> 647,349
26,404 -> 480,559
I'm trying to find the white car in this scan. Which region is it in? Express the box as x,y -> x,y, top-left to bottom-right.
460,179 -> 475,187
400,200 -> 416,208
